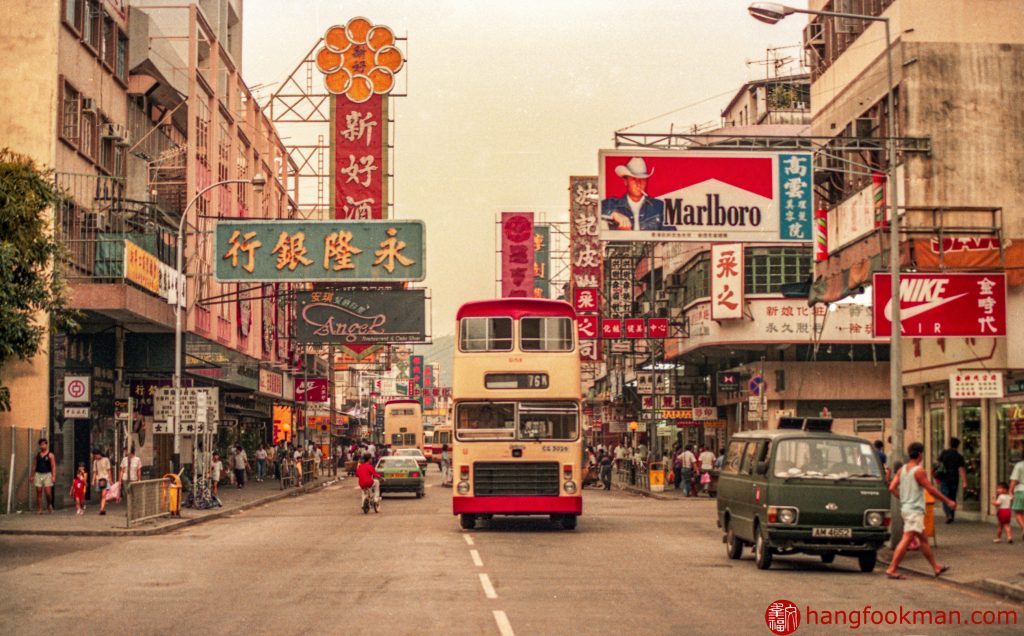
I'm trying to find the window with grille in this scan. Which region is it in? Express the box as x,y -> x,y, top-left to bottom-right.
744,247 -> 812,294
60,81 -> 81,144
83,0 -> 101,51
63,0 -> 83,33
115,31 -> 128,81
80,110 -> 97,160
681,254 -> 710,306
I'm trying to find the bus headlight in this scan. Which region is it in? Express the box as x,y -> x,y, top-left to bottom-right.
457,481 -> 470,495
563,480 -> 577,494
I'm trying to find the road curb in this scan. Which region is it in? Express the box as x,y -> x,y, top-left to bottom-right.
614,483 -> 714,502
878,553 -> 1024,603
0,477 -> 341,538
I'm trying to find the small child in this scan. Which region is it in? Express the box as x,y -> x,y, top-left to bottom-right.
993,481 -> 1013,544
70,464 -> 88,515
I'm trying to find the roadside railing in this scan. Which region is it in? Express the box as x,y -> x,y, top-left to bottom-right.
126,478 -> 175,527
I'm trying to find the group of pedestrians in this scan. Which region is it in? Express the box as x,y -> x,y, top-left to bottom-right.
670,444 -> 721,496
26,438 -> 145,516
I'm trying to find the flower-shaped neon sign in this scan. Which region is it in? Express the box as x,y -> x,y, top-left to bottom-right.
315,17 -> 404,103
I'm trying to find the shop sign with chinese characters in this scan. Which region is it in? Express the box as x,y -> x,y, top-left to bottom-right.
259,369 -> 284,398
950,372 -> 1004,399
533,225 -> 550,298
599,151 -> 814,242
124,240 -> 160,294
872,272 -> 1006,337
710,243 -> 743,320
607,254 -> 634,317
295,378 -> 329,403
334,94 -> 385,220
501,212 -> 535,298
214,220 -> 424,282
570,176 -> 602,361
670,299 -> 883,358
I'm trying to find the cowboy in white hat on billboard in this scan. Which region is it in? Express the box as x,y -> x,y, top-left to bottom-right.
601,157 -> 667,231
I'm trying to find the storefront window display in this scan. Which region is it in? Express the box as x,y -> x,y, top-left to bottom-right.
956,404 -> 982,512
996,402 -> 1024,488
928,406 -> 945,471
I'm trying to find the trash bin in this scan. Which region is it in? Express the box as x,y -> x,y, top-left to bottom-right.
923,489 -> 936,543
163,473 -> 182,517
649,461 -> 666,492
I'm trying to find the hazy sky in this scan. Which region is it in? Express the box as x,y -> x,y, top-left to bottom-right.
242,0 -> 806,336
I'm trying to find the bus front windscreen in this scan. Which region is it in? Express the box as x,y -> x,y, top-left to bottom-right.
518,402 -> 578,440
455,402 -> 578,441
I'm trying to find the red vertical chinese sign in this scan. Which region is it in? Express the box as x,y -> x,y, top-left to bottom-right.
334,94 -> 384,219
570,176 -> 602,361
711,243 -> 744,320
501,212 -> 535,298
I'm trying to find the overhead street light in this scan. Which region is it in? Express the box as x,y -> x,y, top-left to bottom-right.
747,3 -> 903,459
172,173 -> 267,473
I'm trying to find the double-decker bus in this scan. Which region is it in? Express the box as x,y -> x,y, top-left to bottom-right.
430,423 -> 453,465
451,299 -> 582,530
383,399 -> 424,452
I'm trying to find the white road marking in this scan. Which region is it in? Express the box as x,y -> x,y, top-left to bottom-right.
463,534 -> 475,546
493,610 -> 515,636
470,549 -> 483,567
479,573 -> 498,599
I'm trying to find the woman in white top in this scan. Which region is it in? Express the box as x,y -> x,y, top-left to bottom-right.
255,445 -> 268,482
91,449 -> 113,516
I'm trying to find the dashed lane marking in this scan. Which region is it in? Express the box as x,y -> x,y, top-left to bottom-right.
493,610 -> 515,636
479,573 -> 498,599
470,549 -> 483,567
463,534 -> 475,546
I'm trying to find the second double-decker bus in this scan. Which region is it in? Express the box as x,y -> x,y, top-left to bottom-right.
430,423 -> 453,465
452,299 -> 582,530
383,399 -> 424,452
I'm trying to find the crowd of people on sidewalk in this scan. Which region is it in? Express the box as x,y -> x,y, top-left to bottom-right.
582,442 -> 725,496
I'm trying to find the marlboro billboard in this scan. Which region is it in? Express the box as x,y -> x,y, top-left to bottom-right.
872,272 -> 1006,337
599,150 -> 813,243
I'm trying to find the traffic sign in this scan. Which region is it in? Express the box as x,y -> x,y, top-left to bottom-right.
749,375 -> 766,397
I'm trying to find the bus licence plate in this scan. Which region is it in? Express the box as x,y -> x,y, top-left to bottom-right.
812,527 -> 852,538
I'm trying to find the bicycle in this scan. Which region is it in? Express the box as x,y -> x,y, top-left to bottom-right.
361,478 -> 383,514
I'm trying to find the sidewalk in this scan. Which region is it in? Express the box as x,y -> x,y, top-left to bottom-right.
0,472 -> 342,537
880,519 -> 1024,602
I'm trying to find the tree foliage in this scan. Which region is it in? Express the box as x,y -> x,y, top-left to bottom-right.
0,149 -> 80,410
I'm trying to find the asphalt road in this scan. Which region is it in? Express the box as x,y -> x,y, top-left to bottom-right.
0,470 -> 1020,635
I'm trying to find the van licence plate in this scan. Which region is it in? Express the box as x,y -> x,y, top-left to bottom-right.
812,527 -> 852,538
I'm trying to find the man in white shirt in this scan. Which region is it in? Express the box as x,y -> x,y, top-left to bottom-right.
232,445 -> 248,488
679,444 -> 697,497
120,449 -> 142,483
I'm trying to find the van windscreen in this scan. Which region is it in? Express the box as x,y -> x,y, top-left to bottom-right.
773,439 -> 883,480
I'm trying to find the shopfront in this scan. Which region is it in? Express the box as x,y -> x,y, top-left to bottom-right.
995,378 -> 1024,496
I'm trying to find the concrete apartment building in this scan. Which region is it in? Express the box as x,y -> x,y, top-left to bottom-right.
0,1 -> 299,508
806,0 -> 1024,519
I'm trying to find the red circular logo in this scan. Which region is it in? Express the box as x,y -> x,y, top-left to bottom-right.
67,379 -> 86,399
503,216 -> 533,243
765,599 -> 800,635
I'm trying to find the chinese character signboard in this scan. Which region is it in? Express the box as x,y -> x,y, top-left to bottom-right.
214,220 -> 424,282
409,355 -> 425,402
259,369 -> 284,397
124,240 -> 160,294
333,94 -> 385,219
950,372 -> 1004,400
607,254 -> 634,317
570,176 -> 602,362
711,243 -> 744,320
501,212 -> 535,298
599,151 -> 814,242
533,225 -> 550,298
872,273 -> 1006,337
295,378 -> 329,403
295,288 -> 426,344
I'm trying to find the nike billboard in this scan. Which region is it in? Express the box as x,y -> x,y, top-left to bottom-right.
872,272 -> 1006,337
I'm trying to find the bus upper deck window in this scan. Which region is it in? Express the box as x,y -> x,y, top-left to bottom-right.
520,317 -> 573,351
460,317 -> 513,351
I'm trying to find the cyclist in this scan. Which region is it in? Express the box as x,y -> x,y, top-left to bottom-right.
356,455 -> 385,511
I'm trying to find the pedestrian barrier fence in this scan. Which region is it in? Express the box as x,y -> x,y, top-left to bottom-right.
301,460 -> 316,484
126,477 -> 175,527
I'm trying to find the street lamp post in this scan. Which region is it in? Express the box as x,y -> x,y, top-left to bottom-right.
172,173 -> 266,473
748,2 -> 903,463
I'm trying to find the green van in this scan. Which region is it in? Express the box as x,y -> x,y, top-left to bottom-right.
716,418 -> 890,572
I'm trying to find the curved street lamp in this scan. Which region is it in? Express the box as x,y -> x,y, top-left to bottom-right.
172,173 -> 267,471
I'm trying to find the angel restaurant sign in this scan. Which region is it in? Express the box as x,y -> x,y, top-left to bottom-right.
294,288 -> 427,344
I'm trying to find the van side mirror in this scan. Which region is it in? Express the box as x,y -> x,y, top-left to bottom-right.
755,461 -> 769,476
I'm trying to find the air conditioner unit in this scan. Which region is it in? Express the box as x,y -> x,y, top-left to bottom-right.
81,98 -> 98,112
101,122 -> 131,146
655,290 -> 668,303
794,101 -> 808,110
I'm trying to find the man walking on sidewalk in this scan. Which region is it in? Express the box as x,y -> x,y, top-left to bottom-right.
232,444 -> 249,488
935,438 -> 967,523
29,439 -> 57,513
886,442 -> 956,580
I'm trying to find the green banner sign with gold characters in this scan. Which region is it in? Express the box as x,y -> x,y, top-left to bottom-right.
214,220 -> 425,282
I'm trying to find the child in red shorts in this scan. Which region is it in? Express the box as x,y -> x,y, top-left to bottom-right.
993,481 -> 1013,543
70,464 -> 88,515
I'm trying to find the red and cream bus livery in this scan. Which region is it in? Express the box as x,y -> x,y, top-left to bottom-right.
430,423 -> 452,465
452,299 -> 583,530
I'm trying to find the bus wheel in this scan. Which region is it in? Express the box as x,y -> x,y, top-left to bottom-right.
555,514 -> 577,530
460,514 -> 476,530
